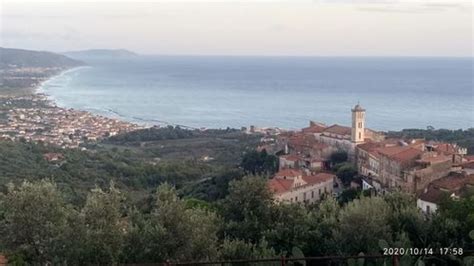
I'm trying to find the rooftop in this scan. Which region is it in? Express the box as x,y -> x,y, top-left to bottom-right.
274,169 -> 303,179
376,146 -> 422,163
323,124 -> 352,136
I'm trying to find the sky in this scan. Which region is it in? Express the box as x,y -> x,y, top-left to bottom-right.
1,0 -> 473,56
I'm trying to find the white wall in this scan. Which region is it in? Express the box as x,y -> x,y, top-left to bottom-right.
277,179 -> 333,204
417,199 -> 438,214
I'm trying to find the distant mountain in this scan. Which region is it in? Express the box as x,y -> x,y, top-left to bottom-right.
0,47 -> 84,69
64,49 -> 139,59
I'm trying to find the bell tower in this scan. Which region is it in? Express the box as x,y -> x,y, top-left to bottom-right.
351,103 -> 365,143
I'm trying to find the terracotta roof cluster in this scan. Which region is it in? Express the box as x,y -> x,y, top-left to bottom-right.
376,146 -> 422,163
430,173 -> 474,191
287,133 -> 328,153
433,143 -> 458,155
418,173 -> 474,204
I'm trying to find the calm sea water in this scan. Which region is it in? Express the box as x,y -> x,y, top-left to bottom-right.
40,56 -> 473,131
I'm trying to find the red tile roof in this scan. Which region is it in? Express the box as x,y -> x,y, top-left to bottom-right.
268,178 -> 294,194
418,154 -> 451,164
357,142 -> 381,153
418,187 -> 447,204
268,172 -> 334,194
302,173 -> 335,185
376,146 -> 422,163
302,124 -> 326,134
274,169 -> 303,179
431,173 -> 474,191
434,143 -> 457,155
323,124 -> 352,136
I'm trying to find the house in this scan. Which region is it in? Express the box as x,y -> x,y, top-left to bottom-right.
279,154 -> 302,170
417,172 -> 474,213
268,170 -> 335,204
427,142 -> 467,164
377,146 -> 423,191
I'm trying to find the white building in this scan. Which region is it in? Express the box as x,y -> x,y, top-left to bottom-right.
268,169 -> 335,204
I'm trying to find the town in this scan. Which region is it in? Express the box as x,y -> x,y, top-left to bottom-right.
256,104 -> 473,214
0,94 -> 142,148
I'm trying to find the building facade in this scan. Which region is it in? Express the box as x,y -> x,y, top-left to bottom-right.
268,170 -> 335,204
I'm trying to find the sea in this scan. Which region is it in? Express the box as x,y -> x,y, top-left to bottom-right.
39,56 -> 473,131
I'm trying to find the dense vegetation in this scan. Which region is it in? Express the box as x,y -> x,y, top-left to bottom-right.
387,128 -> 474,154
0,178 -> 472,265
0,126 -> 473,264
0,127 -> 261,204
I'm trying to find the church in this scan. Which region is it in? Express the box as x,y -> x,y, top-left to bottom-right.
305,103 -> 384,160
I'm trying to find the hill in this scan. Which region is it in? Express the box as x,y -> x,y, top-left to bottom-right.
64,49 -> 138,59
0,47 -> 84,69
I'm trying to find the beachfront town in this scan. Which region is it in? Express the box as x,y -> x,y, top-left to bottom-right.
0,86 -> 472,214
252,104 -> 474,213
0,94 -> 141,148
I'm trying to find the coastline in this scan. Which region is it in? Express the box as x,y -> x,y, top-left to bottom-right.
35,66 -> 90,96
24,62 -> 474,133
34,65 -> 142,126
0,66 -> 144,148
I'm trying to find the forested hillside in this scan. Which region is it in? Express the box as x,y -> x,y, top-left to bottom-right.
0,47 -> 83,69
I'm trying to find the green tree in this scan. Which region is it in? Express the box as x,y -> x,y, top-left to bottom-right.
336,163 -> 358,186
81,183 -> 124,264
220,176 -> 274,243
304,197 -> 340,256
0,180 -> 74,264
264,203 -> 309,254
330,150 -> 348,165
219,238 -> 276,260
333,196 -> 392,255
241,150 -> 278,175
337,188 -> 360,204
123,183 -> 219,262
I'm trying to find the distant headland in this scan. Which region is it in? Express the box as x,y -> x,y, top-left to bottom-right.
63,49 -> 139,60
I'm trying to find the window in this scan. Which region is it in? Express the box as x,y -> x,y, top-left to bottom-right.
426,205 -> 430,214
359,132 -> 361,139
324,187 -> 327,193
311,191 -> 314,198
318,189 -> 321,195
303,192 -> 307,200
295,196 -> 298,201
